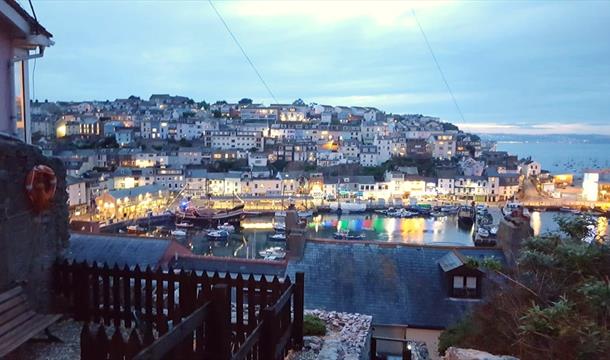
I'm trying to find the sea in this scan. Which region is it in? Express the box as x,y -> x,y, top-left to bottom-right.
491,134 -> 610,174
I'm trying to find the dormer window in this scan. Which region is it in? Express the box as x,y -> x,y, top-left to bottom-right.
451,275 -> 479,298
439,251 -> 484,300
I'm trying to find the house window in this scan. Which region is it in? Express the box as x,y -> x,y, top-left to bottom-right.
451,275 -> 479,298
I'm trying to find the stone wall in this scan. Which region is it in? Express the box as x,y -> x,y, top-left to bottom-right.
497,216 -> 533,266
0,136 -> 69,312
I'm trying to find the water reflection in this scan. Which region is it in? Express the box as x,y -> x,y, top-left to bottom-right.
531,211 -> 542,236
307,214 -> 474,246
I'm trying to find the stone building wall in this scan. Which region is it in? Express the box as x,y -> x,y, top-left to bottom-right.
0,136 -> 69,312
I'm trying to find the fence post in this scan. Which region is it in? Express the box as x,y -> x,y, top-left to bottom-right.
207,284 -> 231,360
259,307 -> 276,360
293,272 -> 304,349
371,337 -> 377,360
75,261 -> 90,321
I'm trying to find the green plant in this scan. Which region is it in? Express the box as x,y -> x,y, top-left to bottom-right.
303,315 -> 326,336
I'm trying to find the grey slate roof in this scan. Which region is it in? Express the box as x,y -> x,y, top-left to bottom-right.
66,233 -> 173,268
171,256 -> 287,277
286,241 -> 505,329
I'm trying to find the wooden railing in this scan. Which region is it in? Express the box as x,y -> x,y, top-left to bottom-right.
54,260 -> 304,360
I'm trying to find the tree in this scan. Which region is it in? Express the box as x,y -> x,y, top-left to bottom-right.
439,216 -> 610,359
292,98 -> 306,106
212,110 -> 222,118
238,98 -> 253,106
198,100 -> 210,110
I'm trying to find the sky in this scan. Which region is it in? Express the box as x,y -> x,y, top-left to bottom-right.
24,0 -> 610,134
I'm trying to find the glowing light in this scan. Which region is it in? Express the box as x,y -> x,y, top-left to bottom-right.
530,211 -> 541,236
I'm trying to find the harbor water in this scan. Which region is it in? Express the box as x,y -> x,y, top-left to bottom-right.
122,210 -> 608,260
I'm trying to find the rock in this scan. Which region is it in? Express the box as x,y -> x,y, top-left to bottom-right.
442,347 -> 519,360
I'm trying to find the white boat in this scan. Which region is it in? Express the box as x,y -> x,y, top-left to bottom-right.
490,226 -> 498,236
502,201 -> 529,217
329,201 -> 366,213
269,233 -> 286,241
298,210 -> 314,218
206,230 -> 230,240
259,247 -> 286,259
217,223 -> 235,232
171,229 -> 187,237
475,204 -> 488,214
273,222 -> 286,232
477,228 -> 490,238
175,222 -> 194,228
274,211 -> 287,218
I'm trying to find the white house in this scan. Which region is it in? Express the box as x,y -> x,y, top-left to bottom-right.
427,134 -> 456,160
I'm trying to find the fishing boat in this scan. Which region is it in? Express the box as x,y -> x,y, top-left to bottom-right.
170,229 -> 187,237
333,231 -> 366,240
175,222 -> 194,228
269,233 -> 286,241
475,204 -> 488,214
206,230 -> 230,241
457,206 -> 475,227
175,203 -> 245,227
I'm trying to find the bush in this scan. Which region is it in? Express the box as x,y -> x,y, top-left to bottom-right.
303,314 -> 326,336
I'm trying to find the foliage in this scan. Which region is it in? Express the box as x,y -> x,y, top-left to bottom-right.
292,98 -> 306,106
238,98 -> 253,106
271,160 -> 288,172
212,110 -> 221,118
439,216 -> 610,359
178,138 -> 192,147
441,122 -> 459,131
303,315 -> 326,336
207,159 -> 247,172
198,100 -> 210,110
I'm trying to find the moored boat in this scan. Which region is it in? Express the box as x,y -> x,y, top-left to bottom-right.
171,229 -> 187,237
269,233 -> 286,241
175,222 -> 194,228
176,203 -> 245,227
126,225 -> 146,234
206,230 -> 230,241
333,231 -> 365,240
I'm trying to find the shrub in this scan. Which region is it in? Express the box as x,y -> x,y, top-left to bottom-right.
303,314 -> 326,336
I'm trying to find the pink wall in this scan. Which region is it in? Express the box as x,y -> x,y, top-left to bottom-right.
0,29 -> 13,134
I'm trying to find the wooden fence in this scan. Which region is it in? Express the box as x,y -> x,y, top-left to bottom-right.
54,260 -> 304,360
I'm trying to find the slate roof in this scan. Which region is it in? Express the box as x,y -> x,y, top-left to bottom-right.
66,233 -> 175,268
107,184 -> 164,199
286,241 -> 505,329
172,256 -> 287,277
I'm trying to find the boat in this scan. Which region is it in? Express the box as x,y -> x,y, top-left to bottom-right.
329,201 -> 366,213
457,206 -> 475,227
269,233 -> 286,241
502,201 -> 530,218
175,222 -> 194,228
206,230 -> 230,241
273,222 -> 286,232
126,225 -> 146,234
490,226 -> 498,236
259,247 -> 286,260
175,203 -> 245,227
170,229 -> 187,237
333,231 -> 366,240
297,210 -> 314,218
217,223 -> 236,233
477,227 -> 490,238
440,205 -> 459,214
475,204 -> 488,214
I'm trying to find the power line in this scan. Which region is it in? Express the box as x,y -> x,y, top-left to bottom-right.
411,8 -> 465,123
208,0 -> 279,104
